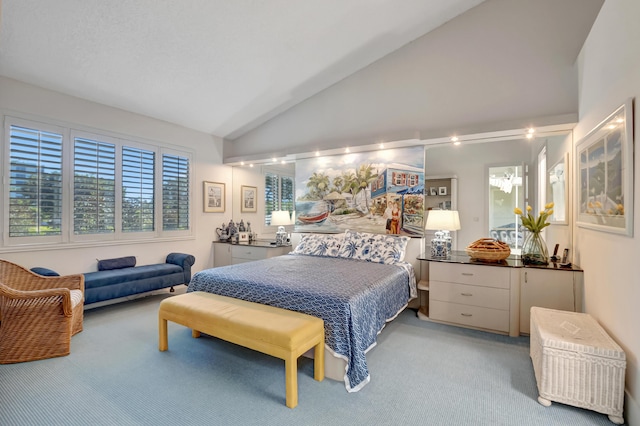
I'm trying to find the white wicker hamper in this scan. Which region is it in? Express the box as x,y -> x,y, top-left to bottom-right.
530,307 -> 626,424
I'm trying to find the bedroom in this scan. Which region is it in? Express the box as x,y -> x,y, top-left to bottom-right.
0,0 -> 639,424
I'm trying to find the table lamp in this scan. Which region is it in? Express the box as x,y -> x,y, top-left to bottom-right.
271,210 -> 291,246
425,210 -> 461,258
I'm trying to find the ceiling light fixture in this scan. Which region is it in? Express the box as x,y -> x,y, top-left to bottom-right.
345,147 -> 350,153
451,136 -> 460,145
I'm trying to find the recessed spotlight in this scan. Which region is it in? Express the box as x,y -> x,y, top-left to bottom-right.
272,157 -> 277,162
526,133 -> 534,139
240,161 -> 245,166
249,164 -> 254,168
345,147 -> 350,153
281,160 -> 286,164
608,124 -> 617,129
527,128 -> 535,134
379,143 -> 385,149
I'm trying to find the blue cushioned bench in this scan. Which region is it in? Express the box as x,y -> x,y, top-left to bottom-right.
33,253 -> 195,305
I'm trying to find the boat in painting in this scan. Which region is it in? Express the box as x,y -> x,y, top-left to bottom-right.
297,210 -> 329,224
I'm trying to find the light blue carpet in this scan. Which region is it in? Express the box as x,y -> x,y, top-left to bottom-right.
0,293 -> 620,425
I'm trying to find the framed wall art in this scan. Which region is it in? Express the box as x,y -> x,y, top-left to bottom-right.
241,185 -> 257,213
576,98 -> 634,236
203,181 -> 225,213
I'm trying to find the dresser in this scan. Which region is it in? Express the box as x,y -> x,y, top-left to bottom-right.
417,251 -> 583,337
213,241 -> 291,267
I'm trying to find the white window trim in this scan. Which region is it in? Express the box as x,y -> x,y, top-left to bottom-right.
1,113 -> 194,251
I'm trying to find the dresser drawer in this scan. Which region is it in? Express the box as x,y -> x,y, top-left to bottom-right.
430,281 -> 509,310
429,300 -> 510,333
430,262 -> 510,289
231,246 -> 268,261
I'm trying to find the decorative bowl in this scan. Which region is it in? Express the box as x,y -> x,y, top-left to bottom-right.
466,238 -> 511,262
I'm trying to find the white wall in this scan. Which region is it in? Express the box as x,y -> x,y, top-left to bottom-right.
575,0 -> 640,422
0,76 -> 231,275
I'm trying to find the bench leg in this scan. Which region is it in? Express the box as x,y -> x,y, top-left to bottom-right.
158,316 -> 168,351
285,355 -> 298,409
192,329 -> 201,338
314,340 -> 325,382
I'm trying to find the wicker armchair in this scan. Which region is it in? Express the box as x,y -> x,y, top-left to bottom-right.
0,259 -> 85,364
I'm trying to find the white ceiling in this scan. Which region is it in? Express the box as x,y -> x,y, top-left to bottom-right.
0,0 -> 486,139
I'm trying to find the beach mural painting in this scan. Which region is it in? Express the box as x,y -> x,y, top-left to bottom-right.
295,146 -> 425,236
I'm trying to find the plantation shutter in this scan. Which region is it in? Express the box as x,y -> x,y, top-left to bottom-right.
162,154 -> 190,231
8,125 -> 63,237
73,137 -> 116,234
264,172 -> 278,225
122,147 -> 155,232
281,176 -> 294,212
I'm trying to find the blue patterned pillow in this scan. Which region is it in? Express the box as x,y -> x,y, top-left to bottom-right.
337,230 -> 376,261
369,234 -> 410,264
337,230 -> 410,264
293,233 -> 344,257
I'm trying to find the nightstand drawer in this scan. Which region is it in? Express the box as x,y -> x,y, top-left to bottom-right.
231,246 -> 268,261
430,281 -> 509,310
430,262 -> 510,289
430,300 -> 510,332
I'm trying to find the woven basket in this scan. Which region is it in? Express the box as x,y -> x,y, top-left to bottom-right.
465,238 -> 511,262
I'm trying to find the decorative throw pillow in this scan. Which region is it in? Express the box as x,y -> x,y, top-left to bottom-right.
293,233 -> 344,257
30,267 -> 60,276
97,256 -> 136,271
337,230 -> 376,261
369,234 -> 411,264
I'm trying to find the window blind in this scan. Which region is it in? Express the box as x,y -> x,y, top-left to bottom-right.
73,137 -> 116,234
122,146 -> 155,232
162,154 -> 190,231
8,125 -> 63,237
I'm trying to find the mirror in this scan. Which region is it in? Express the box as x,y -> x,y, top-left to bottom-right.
547,153 -> 568,224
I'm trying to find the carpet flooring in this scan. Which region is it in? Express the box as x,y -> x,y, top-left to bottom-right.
0,292 -> 621,425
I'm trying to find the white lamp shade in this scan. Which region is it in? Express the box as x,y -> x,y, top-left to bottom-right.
271,210 -> 291,226
425,210 -> 461,231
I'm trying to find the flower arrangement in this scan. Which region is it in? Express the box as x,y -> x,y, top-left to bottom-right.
514,202 -> 554,233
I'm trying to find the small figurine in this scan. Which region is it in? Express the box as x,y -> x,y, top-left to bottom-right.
246,221 -> 252,233
238,219 -> 246,232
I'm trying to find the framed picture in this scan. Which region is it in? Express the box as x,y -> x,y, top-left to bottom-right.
438,187 -> 447,196
203,181 -> 225,213
576,98 -> 634,236
429,187 -> 437,196
241,185 -> 257,213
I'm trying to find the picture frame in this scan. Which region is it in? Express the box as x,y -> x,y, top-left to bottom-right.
576,98 -> 634,236
438,186 -> 447,196
203,181 -> 225,213
430,187 -> 437,196
241,185 -> 257,213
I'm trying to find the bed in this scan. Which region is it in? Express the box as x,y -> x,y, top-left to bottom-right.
187,231 -> 416,392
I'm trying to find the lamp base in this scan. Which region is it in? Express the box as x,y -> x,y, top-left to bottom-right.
430,238 -> 450,258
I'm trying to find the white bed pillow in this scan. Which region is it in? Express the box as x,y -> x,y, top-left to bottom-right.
337,230 -> 410,264
292,233 -> 344,257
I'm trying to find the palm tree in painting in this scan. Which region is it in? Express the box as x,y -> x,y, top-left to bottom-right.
355,164 -> 378,212
306,172 -> 330,200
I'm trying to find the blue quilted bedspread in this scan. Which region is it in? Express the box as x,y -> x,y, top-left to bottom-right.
187,253 -> 416,392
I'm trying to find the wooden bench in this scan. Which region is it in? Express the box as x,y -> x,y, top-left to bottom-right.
158,291 -> 325,408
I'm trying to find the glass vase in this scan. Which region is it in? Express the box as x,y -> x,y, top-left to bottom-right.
522,231 -> 549,265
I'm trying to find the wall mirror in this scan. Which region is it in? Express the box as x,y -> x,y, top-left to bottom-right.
547,152 -> 568,224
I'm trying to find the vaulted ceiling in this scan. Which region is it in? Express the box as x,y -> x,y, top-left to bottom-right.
0,0 -> 603,157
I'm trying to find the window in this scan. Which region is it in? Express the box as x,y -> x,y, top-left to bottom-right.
2,116 -> 192,248
8,124 -> 63,238
264,171 -> 294,226
73,137 -> 116,235
162,153 -> 190,231
122,147 -> 155,233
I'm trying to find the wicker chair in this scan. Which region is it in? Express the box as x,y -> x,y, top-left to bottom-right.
0,259 -> 85,364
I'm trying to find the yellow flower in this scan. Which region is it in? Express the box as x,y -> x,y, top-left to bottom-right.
514,203 -> 554,233
513,207 -> 523,215
545,202 -> 554,209
526,205 -> 532,212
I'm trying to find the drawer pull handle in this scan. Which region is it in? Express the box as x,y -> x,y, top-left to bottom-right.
460,292 -> 473,296
461,273 -> 474,276
461,313 -> 473,317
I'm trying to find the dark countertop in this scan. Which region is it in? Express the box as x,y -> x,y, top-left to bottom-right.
417,250 -> 582,272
